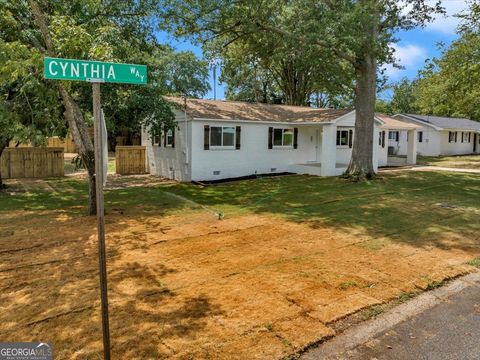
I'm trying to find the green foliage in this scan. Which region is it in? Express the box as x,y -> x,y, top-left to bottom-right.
377,78 -> 420,115
414,31 -> 480,120
0,0 -> 210,144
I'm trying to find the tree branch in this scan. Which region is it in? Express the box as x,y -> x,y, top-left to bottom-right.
255,22 -> 356,65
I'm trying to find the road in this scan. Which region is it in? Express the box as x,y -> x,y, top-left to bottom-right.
301,272 -> 480,360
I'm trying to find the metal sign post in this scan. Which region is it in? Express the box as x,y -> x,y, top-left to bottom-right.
44,57 -> 147,360
92,82 -> 110,360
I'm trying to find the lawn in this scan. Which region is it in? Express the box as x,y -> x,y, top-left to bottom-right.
417,154 -> 480,169
0,171 -> 479,359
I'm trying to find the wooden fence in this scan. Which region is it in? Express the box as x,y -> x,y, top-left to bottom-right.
47,136 -> 77,153
8,135 -> 77,153
1,147 -> 64,179
115,146 -> 147,175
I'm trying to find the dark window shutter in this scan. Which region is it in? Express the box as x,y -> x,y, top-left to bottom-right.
395,131 -> 399,142
455,131 -> 458,142
235,126 -> 241,150
172,128 -> 175,148
469,132 -> 471,142
449,132 -> 452,143
268,127 -> 273,149
293,128 -> 298,149
204,125 -> 210,150
348,129 -> 353,148
382,131 -> 386,148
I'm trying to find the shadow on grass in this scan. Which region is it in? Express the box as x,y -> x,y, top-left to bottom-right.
169,171 -> 480,252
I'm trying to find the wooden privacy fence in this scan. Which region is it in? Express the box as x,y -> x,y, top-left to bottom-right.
1,147 -> 64,179
47,136 -> 77,153
115,146 -> 147,175
8,135 -> 77,153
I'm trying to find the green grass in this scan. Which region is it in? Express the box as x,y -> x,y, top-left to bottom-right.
467,257 -> 480,268
1,171 -> 479,250
339,280 -> 357,289
417,155 -> 480,169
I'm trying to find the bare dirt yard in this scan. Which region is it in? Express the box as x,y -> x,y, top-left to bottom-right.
0,172 -> 479,359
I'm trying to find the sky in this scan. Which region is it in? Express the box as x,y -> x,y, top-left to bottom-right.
157,0 -> 469,102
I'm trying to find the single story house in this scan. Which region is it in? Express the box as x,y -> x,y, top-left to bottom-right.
141,98 -> 419,182
392,114 -> 480,156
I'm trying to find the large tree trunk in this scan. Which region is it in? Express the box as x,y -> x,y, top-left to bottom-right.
345,52 -> 376,180
29,0 -> 96,214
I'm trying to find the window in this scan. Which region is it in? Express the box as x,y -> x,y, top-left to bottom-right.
272,128 -> 293,147
210,126 -> 235,148
378,131 -> 382,146
418,131 -> 423,143
166,129 -> 174,147
449,131 -> 457,143
336,130 -> 349,146
388,131 -> 399,141
152,129 -> 161,146
460,131 -> 471,143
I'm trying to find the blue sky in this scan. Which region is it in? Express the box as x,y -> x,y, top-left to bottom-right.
157,0 -> 468,102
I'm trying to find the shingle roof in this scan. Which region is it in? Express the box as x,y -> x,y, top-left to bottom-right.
403,114 -> 480,131
375,113 -> 420,130
165,97 -> 351,123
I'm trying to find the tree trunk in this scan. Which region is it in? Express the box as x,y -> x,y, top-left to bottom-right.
0,141 -> 7,189
345,52 -> 377,180
29,0 -> 96,214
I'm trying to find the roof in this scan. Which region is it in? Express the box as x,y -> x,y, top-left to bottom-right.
165,97 -> 351,123
375,113 -> 420,130
401,114 -> 480,131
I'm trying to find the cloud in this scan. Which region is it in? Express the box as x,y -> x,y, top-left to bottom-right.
425,0 -> 469,34
383,43 -> 428,80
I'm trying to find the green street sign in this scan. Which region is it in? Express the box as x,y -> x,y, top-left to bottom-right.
44,57 -> 147,84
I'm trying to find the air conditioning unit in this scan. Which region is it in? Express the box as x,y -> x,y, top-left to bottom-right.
388,146 -> 396,155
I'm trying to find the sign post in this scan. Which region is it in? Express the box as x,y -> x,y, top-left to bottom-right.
44,57 -> 147,360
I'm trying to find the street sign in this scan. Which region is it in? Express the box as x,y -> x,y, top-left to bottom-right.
43,56 -> 148,360
44,57 -> 147,84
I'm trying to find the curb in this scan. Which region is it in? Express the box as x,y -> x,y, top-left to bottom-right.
300,271 -> 480,359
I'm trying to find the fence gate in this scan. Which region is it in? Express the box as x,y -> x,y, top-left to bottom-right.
115,146 -> 147,175
1,147 -> 64,179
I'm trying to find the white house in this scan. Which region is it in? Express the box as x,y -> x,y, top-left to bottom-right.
141,98 -> 419,182
393,114 -> 480,156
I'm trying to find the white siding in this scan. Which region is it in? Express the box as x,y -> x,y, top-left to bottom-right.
141,111 -> 192,181
439,131 -> 478,155
190,121 -> 318,181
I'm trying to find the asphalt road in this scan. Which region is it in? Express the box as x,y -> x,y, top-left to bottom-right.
301,272 -> 480,360
348,284 -> 480,360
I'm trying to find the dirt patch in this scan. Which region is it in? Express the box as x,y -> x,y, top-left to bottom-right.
0,209 -> 478,359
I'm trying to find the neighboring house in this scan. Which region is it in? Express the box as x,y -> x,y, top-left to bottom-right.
393,114 -> 480,156
141,98 -> 419,182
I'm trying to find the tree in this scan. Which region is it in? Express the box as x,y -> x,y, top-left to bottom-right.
414,34 -> 480,119
160,0 -> 442,179
2,0 -> 209,210
376,78 -> 420,115
0,37 -> 63,188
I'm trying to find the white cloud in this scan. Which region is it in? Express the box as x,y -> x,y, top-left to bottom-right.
384,43 -> 428,80
425,0 -> 469,34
